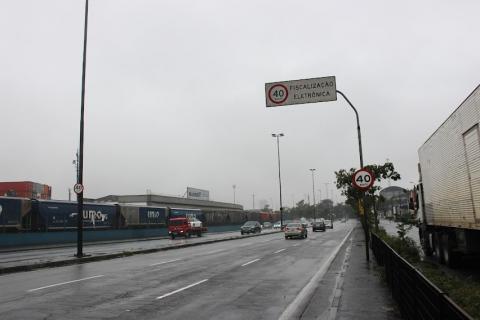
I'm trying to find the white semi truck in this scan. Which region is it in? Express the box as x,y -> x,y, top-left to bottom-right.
417,84 -> 480,267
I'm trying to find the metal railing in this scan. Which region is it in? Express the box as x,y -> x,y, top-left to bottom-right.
371,232 -> 473,320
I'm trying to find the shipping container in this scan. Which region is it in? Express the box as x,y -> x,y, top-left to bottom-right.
120,205 -> 166,227
418,84 -> 480,267
0,181 -> 51,199
0,197 -> 32,230
34,200 -> 117,230
169,208 -> 205,223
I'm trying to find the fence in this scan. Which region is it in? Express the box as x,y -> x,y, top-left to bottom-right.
371,232 -> 473,320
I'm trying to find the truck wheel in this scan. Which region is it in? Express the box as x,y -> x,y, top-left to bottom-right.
184,232 -> 189,239
170,234 -> 175,240
420,229 -> 434,256
442,233 -> 460,268
434,232 -> 444,264
241,231 -> 244,235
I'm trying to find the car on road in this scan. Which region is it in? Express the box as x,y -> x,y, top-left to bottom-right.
284,222 -> 308,239
241,221 -> 261,235
312,220 -> 326,232
273,221 -> 281,229
324,220 -> 333,229
262,222 -> 273,229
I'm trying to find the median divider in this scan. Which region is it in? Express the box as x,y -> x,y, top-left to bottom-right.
0,230 -> 282,275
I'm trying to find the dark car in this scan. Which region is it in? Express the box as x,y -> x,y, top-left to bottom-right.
241,221 -> 261,235
312,221 -> 326,232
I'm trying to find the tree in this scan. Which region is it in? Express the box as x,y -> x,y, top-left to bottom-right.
334,162 -> 401,231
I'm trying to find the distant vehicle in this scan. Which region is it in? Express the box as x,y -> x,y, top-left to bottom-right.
262,222 -> 272,229
241,221 -> 261,235
312,221 -> 326,232
273,221 -> 281,229
284,222 -> 307,239
324,220 -> 333,229
417,84 -> 480,268
168,217 -> 206,239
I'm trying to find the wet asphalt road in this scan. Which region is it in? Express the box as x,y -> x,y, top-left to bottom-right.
0,230 -> 277,269
0,222 -> 354,320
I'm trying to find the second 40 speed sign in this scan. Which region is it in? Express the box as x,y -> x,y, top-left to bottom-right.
352,168 -> 375,191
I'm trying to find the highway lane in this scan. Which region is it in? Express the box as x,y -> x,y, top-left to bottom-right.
0,221 -> 355,320
0,229 -> 278,268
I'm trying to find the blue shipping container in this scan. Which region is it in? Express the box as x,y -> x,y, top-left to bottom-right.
37,200 -> 116,230
0,197 -> 24,228
139,207 -> 166,225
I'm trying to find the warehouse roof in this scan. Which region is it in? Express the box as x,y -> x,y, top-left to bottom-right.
90,194 -> 243,211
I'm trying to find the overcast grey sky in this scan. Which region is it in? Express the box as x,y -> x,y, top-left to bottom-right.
1,0 -> 479,209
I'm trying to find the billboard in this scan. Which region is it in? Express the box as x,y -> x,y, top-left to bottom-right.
187,187 -> 209,201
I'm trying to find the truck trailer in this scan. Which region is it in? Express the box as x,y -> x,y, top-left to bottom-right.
418,84 -> 480,267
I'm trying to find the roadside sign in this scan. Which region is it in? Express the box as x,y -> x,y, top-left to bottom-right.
352,168 -> 375,191
73,183 -> 84,194
265,76 -> 337,107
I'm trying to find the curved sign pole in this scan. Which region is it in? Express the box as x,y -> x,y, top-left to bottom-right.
336,90 -> 369,261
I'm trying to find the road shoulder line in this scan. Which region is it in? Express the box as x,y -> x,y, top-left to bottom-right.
278,227 -> 354,320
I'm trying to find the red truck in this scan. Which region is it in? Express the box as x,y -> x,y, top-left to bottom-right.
168,217 -> 207,239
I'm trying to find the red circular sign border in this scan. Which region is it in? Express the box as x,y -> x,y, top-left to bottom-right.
352,168 -> 375,191
268,84 -> 289,104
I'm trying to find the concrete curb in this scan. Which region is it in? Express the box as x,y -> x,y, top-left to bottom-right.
0,231 -> 281,275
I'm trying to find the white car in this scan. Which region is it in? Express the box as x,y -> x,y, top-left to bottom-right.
273,221 -> 281,229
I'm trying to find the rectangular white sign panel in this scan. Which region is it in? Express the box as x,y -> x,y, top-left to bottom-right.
187,187 -> 210,201
265,76 -> 337,107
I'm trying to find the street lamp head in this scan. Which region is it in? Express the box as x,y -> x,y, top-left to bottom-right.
309,168 -> 316,172
271,134 -> 276,137
279,133 -> 284,137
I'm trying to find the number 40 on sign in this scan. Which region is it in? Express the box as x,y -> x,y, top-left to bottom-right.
352,168 -> 375,191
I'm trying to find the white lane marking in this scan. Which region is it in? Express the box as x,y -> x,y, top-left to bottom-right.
274,248 -> 286,254
241,258 -> 260,267
155,279 -> 208,300
149,259 -> 181,267
292,244 -> 300,247
279,228 -> 354,320
27,275 -> 104,292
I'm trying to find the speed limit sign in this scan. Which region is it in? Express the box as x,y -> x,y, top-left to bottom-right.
352,168 -> 375,191
267,84 -> 289,105
73,183 -> 84,194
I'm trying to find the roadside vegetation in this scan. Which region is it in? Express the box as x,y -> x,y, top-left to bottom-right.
333,161 -> 480,318
375,224 -> 480,319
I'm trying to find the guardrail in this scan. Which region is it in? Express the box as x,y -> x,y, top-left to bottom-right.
371,232 -> 473,320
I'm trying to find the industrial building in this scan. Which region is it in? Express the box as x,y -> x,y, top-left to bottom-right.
90,193 -> 243,213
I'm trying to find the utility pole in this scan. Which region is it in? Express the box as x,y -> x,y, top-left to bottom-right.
252,193 -> 255,209
233,185 -> 236,204
76,0 -> 89,258
309,169 -> 316,221
272,133 -> 284,228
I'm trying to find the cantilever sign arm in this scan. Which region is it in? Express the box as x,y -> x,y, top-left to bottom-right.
336,90 -> 364,168
336,89 -> 369,261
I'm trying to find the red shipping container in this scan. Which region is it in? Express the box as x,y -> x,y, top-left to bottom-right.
0,181 -> 52,199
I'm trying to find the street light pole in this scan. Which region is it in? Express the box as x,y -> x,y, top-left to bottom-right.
76,0 -> 89,258
309,169 -> 316,222
336,89 -> 369,261
233,185 -> 236,204
272,133 -> 284,228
